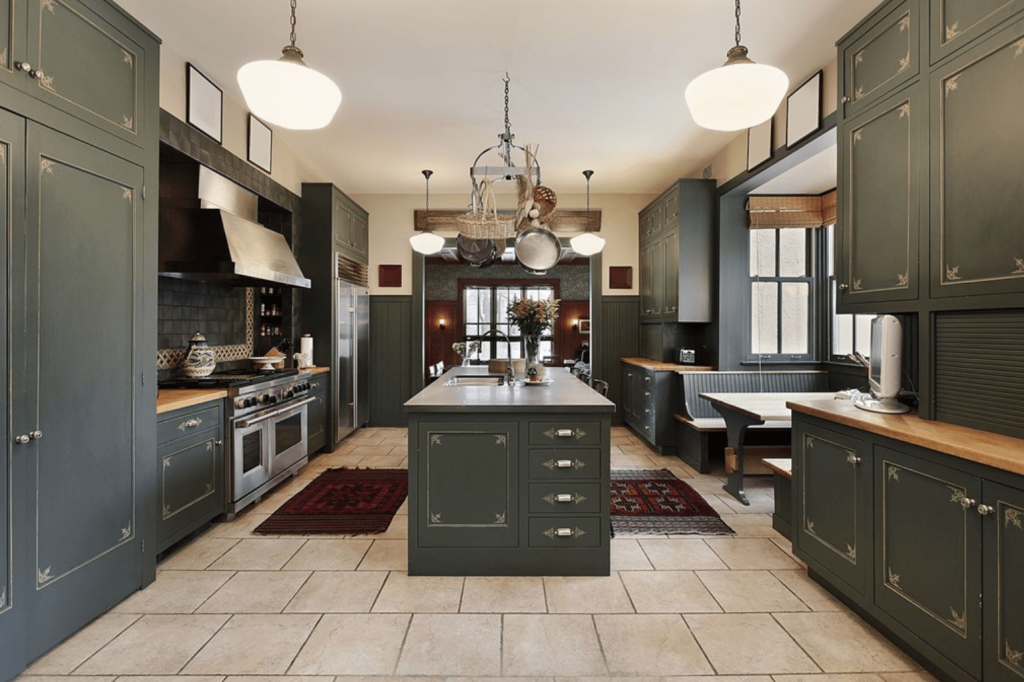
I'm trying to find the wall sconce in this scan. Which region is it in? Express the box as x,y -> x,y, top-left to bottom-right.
572,319 -> 578,330
439,319 -> 446,330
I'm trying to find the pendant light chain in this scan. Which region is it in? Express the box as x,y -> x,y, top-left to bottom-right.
288,0 -> 296,47
502,73 -> 513,166
422,170 -> 433,212
734,0 -> 742,47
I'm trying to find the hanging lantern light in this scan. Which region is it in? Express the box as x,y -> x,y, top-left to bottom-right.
410,170 -> 445,255
570,170 -> 605,256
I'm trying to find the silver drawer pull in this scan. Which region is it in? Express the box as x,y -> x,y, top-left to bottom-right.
556,429 -> 574,438
555,527 -> 573,536
556,494 -> 572,503
178,417 -> 203,431
544,427 -> 588,441
543,526 -> 587,540
557,459 -> 573,468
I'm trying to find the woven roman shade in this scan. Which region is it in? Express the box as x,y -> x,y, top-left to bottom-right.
746,190 -> 836,228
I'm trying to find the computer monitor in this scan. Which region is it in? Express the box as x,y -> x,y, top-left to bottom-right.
855,314 -> 910,414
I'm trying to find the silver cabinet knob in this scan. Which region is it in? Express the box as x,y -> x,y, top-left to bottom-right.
978,504 -> 995,515
215,440 -> 223,446
838,283 -> 849,290
842,96 -> 851,103
15,435 -> 29,444
29,430 -> 42,440
30,69 -> 44,80
959,496 -> 977,510
15,61 -> 31,72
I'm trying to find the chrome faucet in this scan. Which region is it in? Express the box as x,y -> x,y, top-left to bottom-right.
477,329 -> 516,385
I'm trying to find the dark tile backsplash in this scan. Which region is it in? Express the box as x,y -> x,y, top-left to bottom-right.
158,277 -> 246,350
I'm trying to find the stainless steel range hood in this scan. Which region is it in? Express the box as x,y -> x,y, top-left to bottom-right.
159,165 -> 311,288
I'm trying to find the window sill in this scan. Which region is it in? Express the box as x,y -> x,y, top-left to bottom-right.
740,360 -> 822,366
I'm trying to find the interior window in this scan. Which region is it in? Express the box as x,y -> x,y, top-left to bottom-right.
749,228 -> 815,362
463,284 -> 555,361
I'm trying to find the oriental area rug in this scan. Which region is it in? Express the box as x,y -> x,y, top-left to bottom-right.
610,469 -> 734,536
253,467 -> 407,535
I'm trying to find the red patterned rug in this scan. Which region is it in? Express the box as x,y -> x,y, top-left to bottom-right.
611,469 -> 734,536
253,467 -> 408,535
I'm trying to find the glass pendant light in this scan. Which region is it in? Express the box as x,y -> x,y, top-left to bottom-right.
685,0 -> 788,132
237,0 -> 341,130
410,170 -> 445,255
570,170 -> 606,256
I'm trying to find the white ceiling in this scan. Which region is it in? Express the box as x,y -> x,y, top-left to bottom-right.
754,140 -> 838,195
117,0 -> 875,195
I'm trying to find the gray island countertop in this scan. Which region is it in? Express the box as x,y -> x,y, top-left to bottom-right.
405,366 -> 615,414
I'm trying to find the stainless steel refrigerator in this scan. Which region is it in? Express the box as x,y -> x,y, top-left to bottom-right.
335,278 -> 369,442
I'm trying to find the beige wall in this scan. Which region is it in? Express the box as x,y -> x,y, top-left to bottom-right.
351,192 -> 657,297
688,58 -> 838,184
157,44 -> 326,196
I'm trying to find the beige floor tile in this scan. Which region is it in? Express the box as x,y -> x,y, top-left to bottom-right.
695,570 -> 809,612
306,678 -> 441,682
224,677 -> 334,682
280,538 -> 372,571
543,575 -> 635,613
460,576 -> 547,613
379,437 -> 408,447
704,495 -> 740,516
114,676 -> 225,682
206,538 -> 306,571
619,571 -> 721,613
182,614 -> 320,675
502,614 -> 608,676
358,454 -> 407,468
610,538 -> 654,570
612,453 -> 657,468
22,613 -> 140,675
112,570 -> 232,614
722,514 -> 785,538
704,538 -> 802,570
395,613 -> 501,675
372,571 -> 464,613
74,614 -> 229,675
255,478 -> 309,512
208,512 -> 274,539
720,493 -> 776,514
357,539 -> 408,571
653,676 -> 772,681
594,613 -> 714,675
620,444 -> 658,456
686,477 -> 735,496
396,497 -> 409,515
348,445 -> 394,457
283,571 -> 386,612
375,515 -> 410,539
312,452 -> 366,469
197,571 -> 310,613
15,677 -> 116,682
684,613 -> 819,675
772,569 -> 844,611
288,613 -> 410,675
771,675 -> 886,681
636,538 -> 729,570
775,612 -> 919,673
157,536 -> 239,571
879,673 -> 941,682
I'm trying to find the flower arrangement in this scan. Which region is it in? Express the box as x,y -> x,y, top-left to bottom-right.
451,340 -> 480,358
507,297 -> 560,337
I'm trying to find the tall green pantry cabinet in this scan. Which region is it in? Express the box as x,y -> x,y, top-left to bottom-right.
0,1 -> 159,680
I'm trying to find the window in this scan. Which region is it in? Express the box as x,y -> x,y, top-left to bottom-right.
463,284 -> 556,361
749,228 -> 815,361
825,225 -> 874,360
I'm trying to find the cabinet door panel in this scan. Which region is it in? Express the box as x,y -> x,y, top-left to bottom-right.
640,242 -> 654,318
664,229 -> 679,318
26,0 -> 145,146
842,1 -> 919,119
0,0 -> 25,92
161,436 -> 218,522
839,86 -> 921,308
983,481 -> 1024,682
651,235 -> 665,316
18,122 -> 143,655
418,423 -> 518,547
931,18 -> 1024,299
930,0 -> 1024,63
794,425 -> 871,596
875,447 -> 981,678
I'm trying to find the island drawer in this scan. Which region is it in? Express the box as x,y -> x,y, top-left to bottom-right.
157,404 -> 222,445
528,449 -> 602,479
528,483 -> 601,514
529,421 -> 602,446
528,517 -> 602,547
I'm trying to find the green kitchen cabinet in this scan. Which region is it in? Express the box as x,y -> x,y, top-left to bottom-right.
874,445 -> 982,678
156,403 -> 224,553
663,228 -> 680,317
332,193 -> 369,263
982,481 -> 1024,682
620,363 -> 675,454
0,0 -> 23,92
840,0 -> 920,121
307,372 -> 330,454
929,17 -> 1024,300
792,422 -> 873,599
928,0 -> 1024,64
837,84 -> 922,311
639,240 -> 656,319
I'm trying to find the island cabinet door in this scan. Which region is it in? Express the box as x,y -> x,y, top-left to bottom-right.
981,481 -> 1024,682
792,423 -> 872,598
875,446 -> 982,679
416,422 -> 518,547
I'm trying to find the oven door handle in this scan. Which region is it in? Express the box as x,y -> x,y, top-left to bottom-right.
281,396 -> 317,412
237,409 -> 280,428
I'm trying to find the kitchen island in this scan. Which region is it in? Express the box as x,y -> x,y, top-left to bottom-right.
404,367 -> 615,575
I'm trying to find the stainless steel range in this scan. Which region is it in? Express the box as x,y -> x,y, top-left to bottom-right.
160,369 -> 314,518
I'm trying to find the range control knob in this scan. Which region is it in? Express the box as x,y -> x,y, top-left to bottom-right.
246,397 -> 257,408
283,389 -> 293,399
258,393 -> 271,405
235,398 -> 247,409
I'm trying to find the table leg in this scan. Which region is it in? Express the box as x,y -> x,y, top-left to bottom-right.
718,410 -> 762,506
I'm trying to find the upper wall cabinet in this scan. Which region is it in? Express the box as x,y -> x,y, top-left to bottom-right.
332,191 -> 369,263
930,16 -> 1024,300
929,0 -> 1024,63
1,0 -> 149,148
841,0 -> 920,120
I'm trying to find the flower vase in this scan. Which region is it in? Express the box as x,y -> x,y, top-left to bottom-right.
461,355 -> 472,366
524,335 -> 544,380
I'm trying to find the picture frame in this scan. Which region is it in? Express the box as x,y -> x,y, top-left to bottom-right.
186,63 -> 222,143
746,118 -> 773,171
609,266 -> 633,289
247,115 -> 273,174
578,319 -> 591,334
786,70 -> 822,148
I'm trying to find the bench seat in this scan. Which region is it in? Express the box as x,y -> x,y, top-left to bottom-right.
762,457 -> 793,539
673,414 -> 791,433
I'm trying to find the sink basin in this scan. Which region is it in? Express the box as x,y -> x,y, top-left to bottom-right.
444,374 -> 507,386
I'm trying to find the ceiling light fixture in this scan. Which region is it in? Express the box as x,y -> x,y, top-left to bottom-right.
684,0 -> 788,132
237,0 -> 341,130
570,170 -> 605,256
410,170 -> 445,255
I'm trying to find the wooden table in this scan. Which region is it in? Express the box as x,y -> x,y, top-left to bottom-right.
700,392 -> 834,505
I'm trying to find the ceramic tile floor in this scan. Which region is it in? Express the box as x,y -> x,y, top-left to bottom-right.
18,426 -> 941,682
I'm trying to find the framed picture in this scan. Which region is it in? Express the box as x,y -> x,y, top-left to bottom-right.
609,266 -> 633,289
186,63 -> 222,143
578,319 -> 591,334
247,115 -> 273,174
746,118 -> 772,171
786,70 -> 822,148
